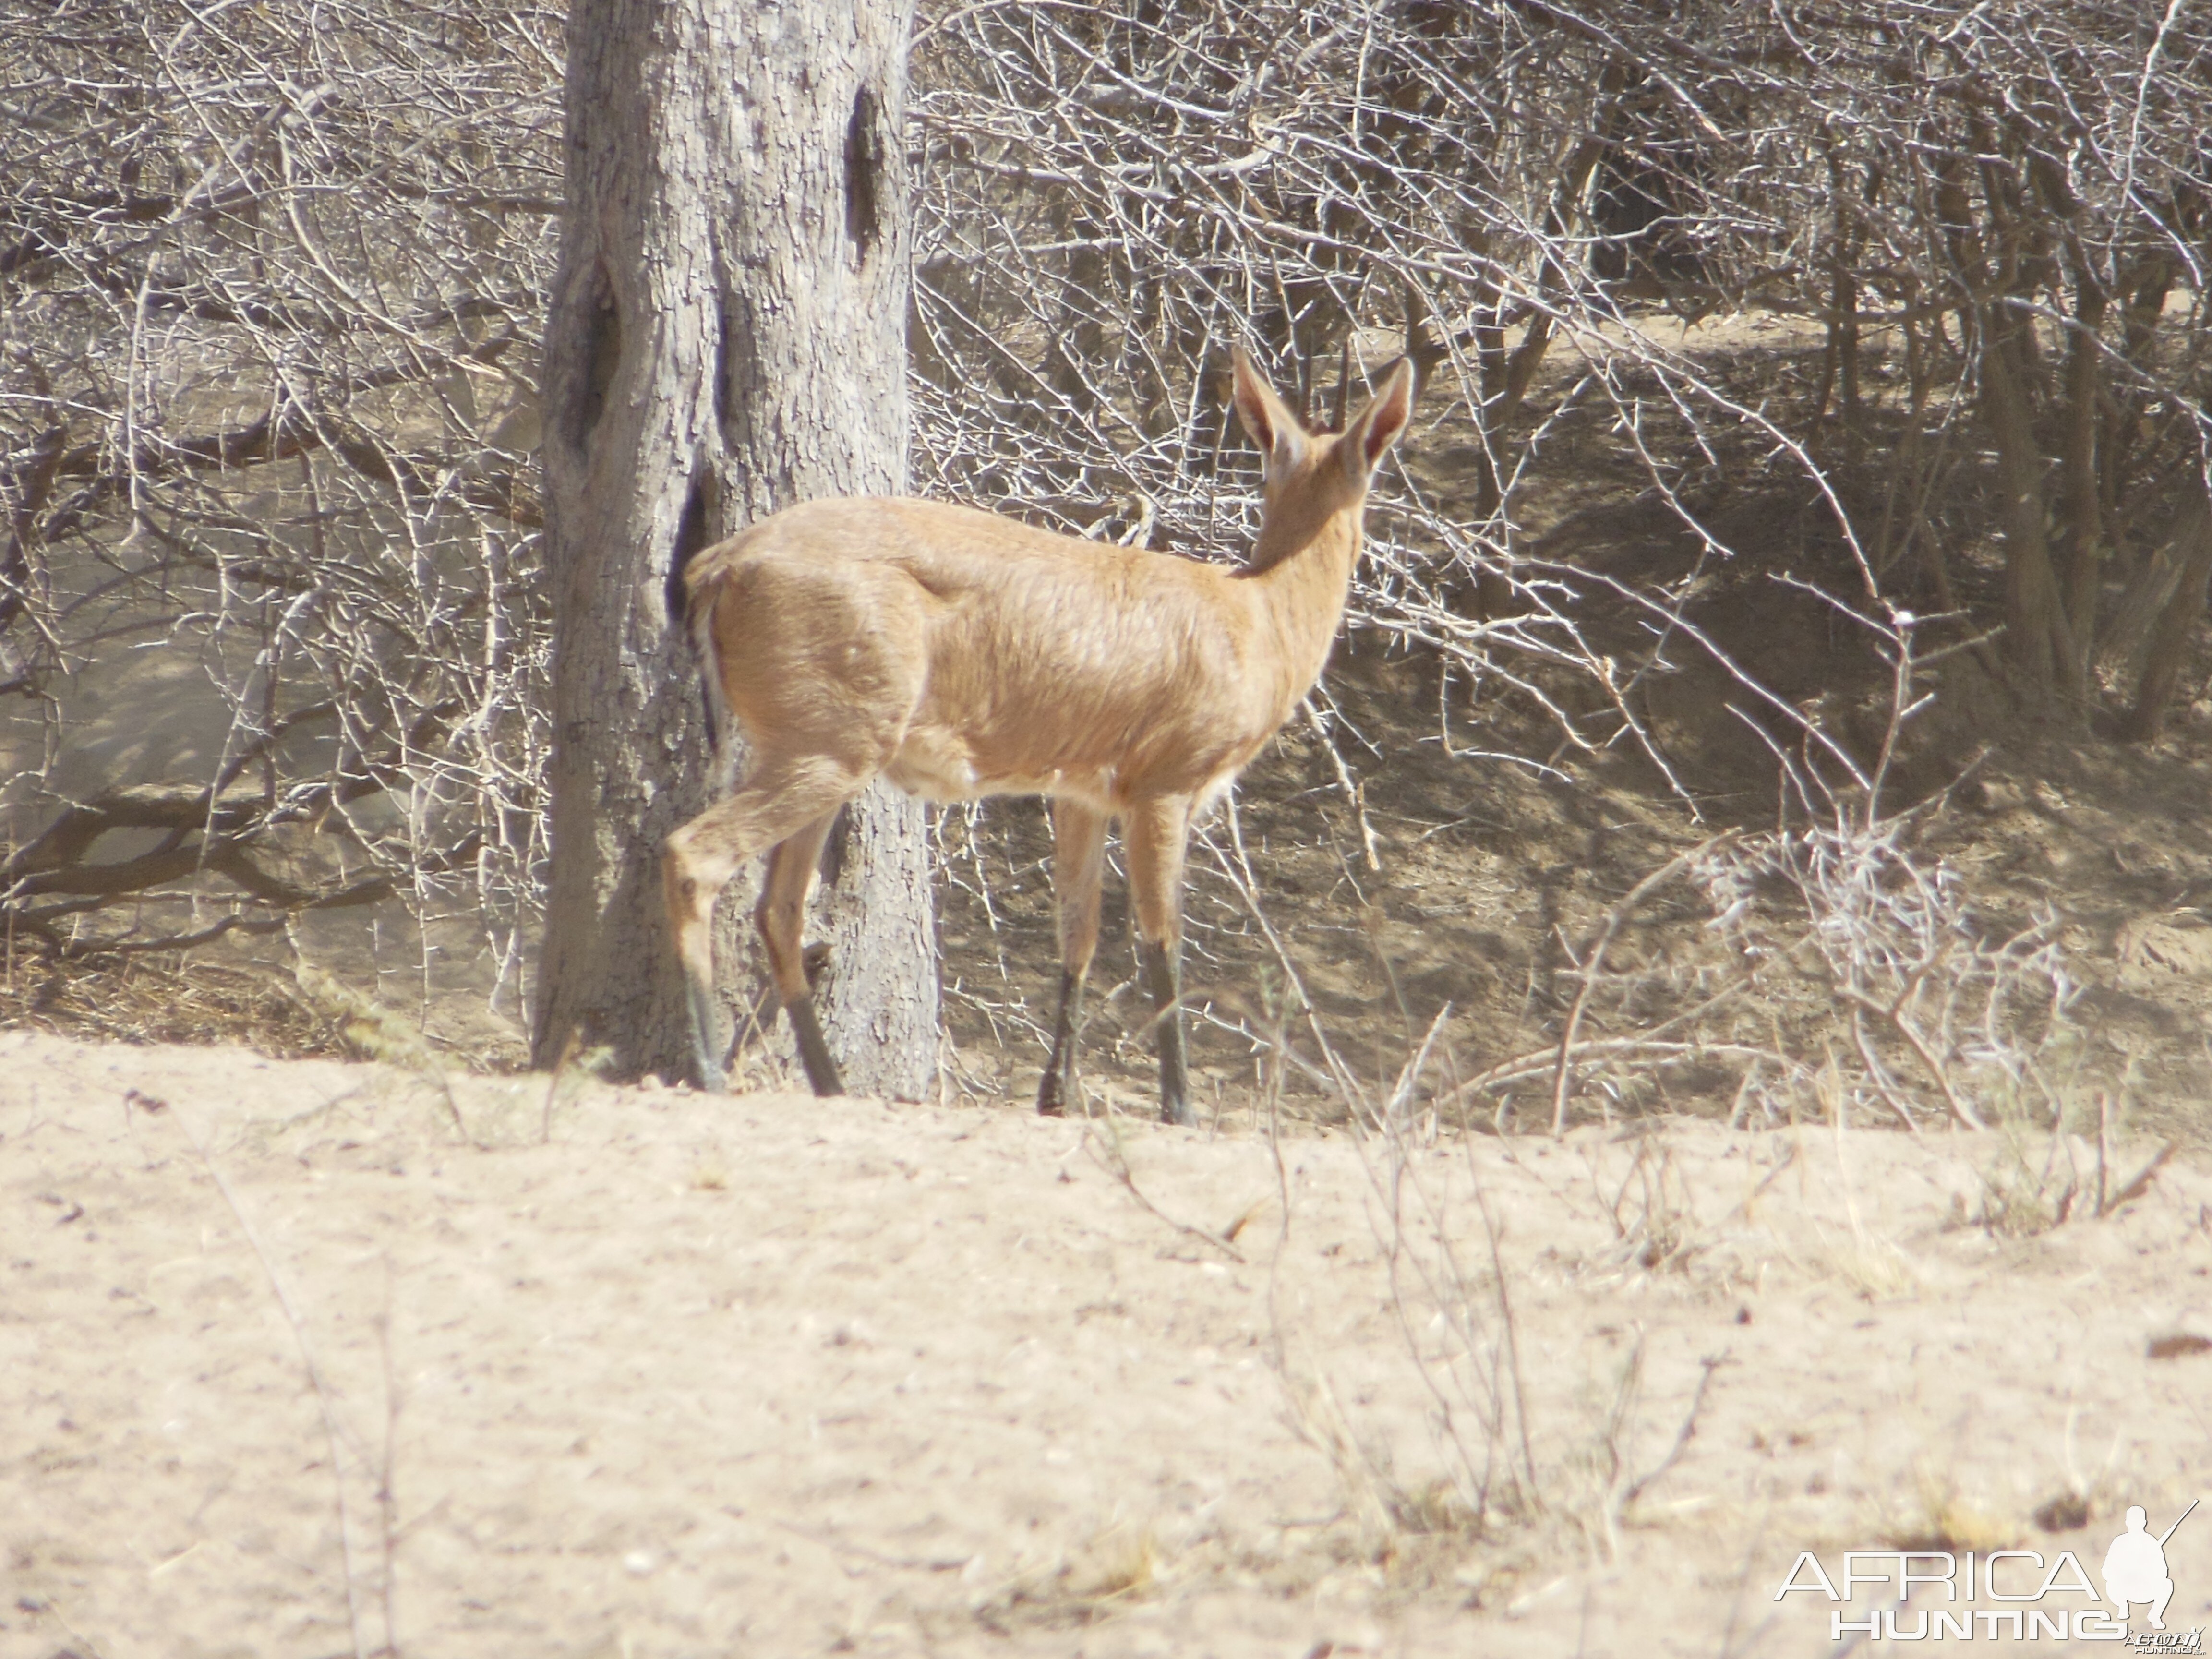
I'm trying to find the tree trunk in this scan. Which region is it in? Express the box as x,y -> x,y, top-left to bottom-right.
1979,317 -> 2080,697
1458,54 -> 1629,620
2123,480 -> 2212,743
534,0 -> 937,1096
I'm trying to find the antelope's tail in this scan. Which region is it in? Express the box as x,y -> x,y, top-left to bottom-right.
686,583 -> 739,797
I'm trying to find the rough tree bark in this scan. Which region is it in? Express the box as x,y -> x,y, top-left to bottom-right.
2123,478 -> 2212,744
1978,319 -> 2081,697
534,0 -> 937,1095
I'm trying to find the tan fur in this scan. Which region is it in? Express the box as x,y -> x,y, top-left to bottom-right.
664,347 -> 1417,1119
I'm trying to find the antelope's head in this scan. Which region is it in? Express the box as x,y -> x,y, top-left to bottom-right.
1230,346 -> 1416,565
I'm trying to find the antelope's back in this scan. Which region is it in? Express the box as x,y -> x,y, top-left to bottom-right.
881,502 -> 1286,803
695,497 -> 1280,804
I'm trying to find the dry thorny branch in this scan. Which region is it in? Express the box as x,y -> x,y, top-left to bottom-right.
5,0 -> 2208,1106
3,0 -> 557,1015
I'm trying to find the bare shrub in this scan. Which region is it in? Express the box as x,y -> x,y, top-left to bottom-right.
1269,1112 -> 1728,1580
7,0 -> 2209,1082
1696,811 -> 2077,1135
1,0 -> 559,1023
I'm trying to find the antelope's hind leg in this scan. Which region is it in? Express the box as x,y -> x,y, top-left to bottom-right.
756,811 -> 843,1096
1037,801 -> 1108,1117
665,837 -> 739,1094
664,765 -> 858,1093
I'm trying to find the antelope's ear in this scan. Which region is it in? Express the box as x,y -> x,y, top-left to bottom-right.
1231,347 -> 1306,477
1340,356 -> 1417,485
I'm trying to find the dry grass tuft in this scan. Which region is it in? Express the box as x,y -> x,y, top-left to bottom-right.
1827,1238 -> 1920,1302
1880,1474 -> 2017,1554
2032,1491 -> 2092,1533
969,1523 -> 1166,1633
0,947 -> 334,1056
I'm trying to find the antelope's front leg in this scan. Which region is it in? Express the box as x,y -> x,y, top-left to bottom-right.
1126,794 -> 1195,1127
1037,801 -> 1108,1116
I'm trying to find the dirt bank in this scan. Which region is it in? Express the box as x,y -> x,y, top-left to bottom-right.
5,1031 -> 2209,1657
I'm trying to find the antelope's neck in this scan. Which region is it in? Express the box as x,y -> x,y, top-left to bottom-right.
1244,510 -> 1363,707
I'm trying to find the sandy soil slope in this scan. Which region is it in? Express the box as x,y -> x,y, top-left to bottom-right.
4,1030 -> 2210,1658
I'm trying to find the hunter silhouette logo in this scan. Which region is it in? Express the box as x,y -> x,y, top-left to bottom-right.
2106,1501 -> 2195,1634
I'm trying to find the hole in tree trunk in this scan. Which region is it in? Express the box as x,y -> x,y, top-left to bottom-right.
667,469 -> 717,626
563,262 -> 621,456
669,468 -> 721,748
844,86 -> 883,259
819,802 -> 854,886
713,294 -> 734,432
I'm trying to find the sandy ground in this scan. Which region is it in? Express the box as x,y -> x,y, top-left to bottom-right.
5,1029 -> 2211,1658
